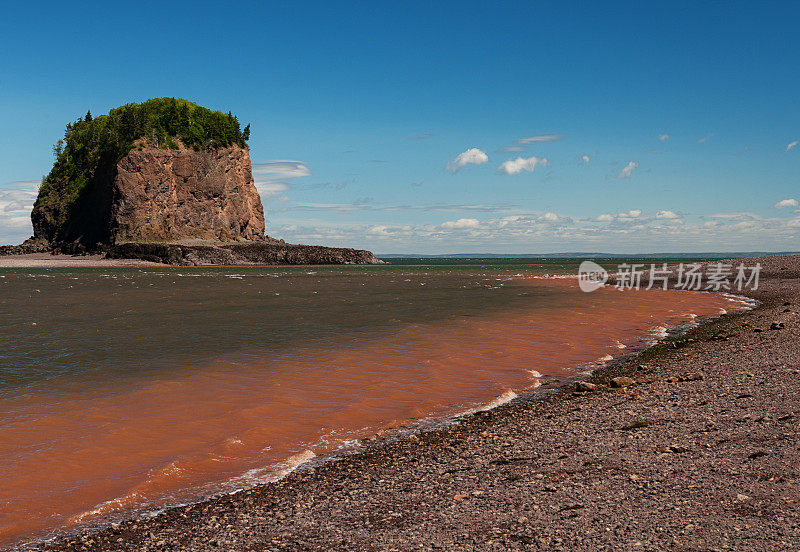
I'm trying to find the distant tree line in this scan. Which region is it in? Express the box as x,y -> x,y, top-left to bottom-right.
36,98 -> 251,228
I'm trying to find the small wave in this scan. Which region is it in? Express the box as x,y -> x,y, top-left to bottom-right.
613,340 -> 627,349
527,369 -> 543,378
477,389 -> 518,412
529,274 -> 577,280
652,326 -> 668,339
597,354 -> 613,364
69,493 -> 143,525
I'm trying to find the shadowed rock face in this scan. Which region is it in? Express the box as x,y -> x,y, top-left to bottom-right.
31,143 -> 266,247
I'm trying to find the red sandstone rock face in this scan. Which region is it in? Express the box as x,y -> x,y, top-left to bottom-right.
111,144 -> 265,243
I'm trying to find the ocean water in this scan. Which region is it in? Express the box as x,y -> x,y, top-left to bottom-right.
0,261 -> 746,545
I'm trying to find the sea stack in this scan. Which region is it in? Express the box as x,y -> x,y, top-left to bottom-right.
25,98 -> 380,265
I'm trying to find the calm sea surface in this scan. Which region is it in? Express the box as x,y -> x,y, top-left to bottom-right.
0,260 -> 746,545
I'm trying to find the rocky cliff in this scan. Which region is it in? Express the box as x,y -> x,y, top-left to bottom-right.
22,98 -> 380,265
112,142 -> 265,243
31,141 -> 266,247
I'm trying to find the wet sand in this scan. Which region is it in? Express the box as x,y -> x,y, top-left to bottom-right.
22,255 -> 800,551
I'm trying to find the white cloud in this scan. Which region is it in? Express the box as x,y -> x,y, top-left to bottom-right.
698,133 -> 714,143
0,181 -> 40,245
773,198 -> 799,209
596,210 -> 641,222
498,156 -> 549,175
252,160 -> 311,199
618,161 -> 639,179
581,155 -> 591,163
658,134 -> 670,141
786,140 -> 798,152
656,210 -> 680,219
618,209 -> 642,219
367,225 -> 392,236
441,218 -> 481,229
539,212 -> 559,222
447,148 -> 489,173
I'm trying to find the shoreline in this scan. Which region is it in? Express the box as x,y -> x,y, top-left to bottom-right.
19,255 -> 800,551
0,253 -> 164,268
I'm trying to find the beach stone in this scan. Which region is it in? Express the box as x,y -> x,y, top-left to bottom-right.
770,322 -> 785,330
610,377 -> 635,388
575,381 -> 598,392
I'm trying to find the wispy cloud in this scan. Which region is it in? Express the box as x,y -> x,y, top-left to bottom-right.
618,161 -> 639,179
498,133 -> 565,153
658,134 -> 670,141
708,212 -> 761,221
786,140 -> 798,152
773,198 -> 798,209
408,132 -> 433,141
656,210 -> 680,219
497,155 -> 549,175
516,134 -> 565,144
496,145 -> 527,153
252,160 -> 311,199
697,133 -> 714,143
580,152 -> 596,164
447,148 -> 489,173
276,201 -> 515,214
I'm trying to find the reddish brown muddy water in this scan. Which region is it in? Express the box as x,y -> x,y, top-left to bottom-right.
0,263 -> 748,546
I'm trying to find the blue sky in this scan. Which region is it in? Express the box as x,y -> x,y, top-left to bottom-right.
1,1 -> 798,253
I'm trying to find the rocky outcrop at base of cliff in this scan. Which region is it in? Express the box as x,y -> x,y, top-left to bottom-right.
105,242 -> 383,266
0,240 -> 52,256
